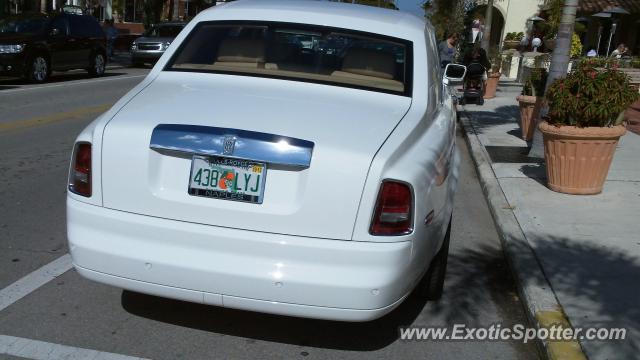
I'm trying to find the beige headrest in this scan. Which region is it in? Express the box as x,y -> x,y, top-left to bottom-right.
341,48 -> 396,80
217,38 -> 266,63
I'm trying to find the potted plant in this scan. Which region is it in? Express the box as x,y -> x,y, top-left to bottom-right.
539,59 -> 639,194
484,50 -> 502,99
543,34 -> 556,51
503,32 -> 522,50
516,68 -> 547,141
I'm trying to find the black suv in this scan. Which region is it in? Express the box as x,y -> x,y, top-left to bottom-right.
0,12 -> 107,82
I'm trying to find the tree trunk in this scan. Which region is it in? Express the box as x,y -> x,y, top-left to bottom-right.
529,0 -> 578,158
480,0 -> 493,51
172,0 -> 180,20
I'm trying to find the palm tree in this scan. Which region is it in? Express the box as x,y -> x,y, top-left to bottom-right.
480,0 -> 493,51
173,0 -> 180,20
529,0 -> 579,158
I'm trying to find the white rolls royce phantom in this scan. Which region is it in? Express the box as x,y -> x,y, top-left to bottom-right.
67,0 -> 465,322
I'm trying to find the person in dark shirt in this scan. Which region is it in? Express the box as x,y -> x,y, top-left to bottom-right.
462,45 -> 491,95
463,44 -> 491,71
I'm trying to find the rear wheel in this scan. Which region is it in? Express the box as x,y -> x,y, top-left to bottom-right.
419,218 -> 451,300
88,52 -> 106,77
27,55 -> 49,83
476,97 -> 484,105
131,59 -> 144,67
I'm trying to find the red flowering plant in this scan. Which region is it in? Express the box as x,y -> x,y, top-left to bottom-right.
545,58 -> 639,127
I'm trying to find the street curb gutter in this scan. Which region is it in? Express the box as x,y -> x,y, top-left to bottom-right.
457,108 -> 588,360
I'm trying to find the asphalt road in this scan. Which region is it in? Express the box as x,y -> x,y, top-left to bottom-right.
0,68 -> 540,360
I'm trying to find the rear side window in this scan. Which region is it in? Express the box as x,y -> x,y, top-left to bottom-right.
68,15 -> 103,38
166,21 -> 413,96
86,16 -> 105,38
50,16 -> 69,36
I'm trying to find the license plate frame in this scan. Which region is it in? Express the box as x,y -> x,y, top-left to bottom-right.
187,155 -> 267,204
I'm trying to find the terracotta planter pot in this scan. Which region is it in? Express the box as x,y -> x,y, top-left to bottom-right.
544,39 -> 555,51
516,95 -> 544,141
484,73 -> 501,99
503,40 -> 520,50
538,121 -> 626,195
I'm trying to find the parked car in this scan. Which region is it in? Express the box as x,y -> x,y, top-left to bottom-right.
67,0 -> 465,322
0,12 -> 106,82
130,22 -> 185,66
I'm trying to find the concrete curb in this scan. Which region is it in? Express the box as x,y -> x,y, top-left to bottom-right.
457,107 -> 588,360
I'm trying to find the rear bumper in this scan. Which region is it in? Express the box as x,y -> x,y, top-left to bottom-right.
67,198 -> 416,321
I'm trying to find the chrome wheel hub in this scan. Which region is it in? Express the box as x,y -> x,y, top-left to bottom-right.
33,57 -> 47,81
94,54 -> 105,75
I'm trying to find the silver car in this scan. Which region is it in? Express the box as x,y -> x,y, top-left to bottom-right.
130,22 -> 185,66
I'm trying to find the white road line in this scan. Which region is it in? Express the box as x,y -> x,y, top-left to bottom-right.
0,254 -> 72,312
0,335 -> 150,360
1,75 -> 146,94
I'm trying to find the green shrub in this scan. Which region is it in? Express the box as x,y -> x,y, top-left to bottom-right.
523,68 -> 548,97
546,59 -> 639,127
504,32 -> 523,41
570,33 -> 582,58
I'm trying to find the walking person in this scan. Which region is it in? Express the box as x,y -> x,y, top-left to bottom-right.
471,18 -> 482,43
105,19 -> 118,61
610,43 -> 628,59
438,33 -> 459,68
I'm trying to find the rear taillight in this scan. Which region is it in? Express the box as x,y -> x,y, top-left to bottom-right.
69,143 -> 91,197
370,181 -> 413,236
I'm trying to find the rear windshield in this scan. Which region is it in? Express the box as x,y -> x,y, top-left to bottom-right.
146,24 -> 184,38
165,21 -> 412,96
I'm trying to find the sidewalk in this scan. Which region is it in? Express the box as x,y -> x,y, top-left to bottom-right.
459,80 -> 640,359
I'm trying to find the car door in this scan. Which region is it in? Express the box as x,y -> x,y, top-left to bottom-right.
67,15 -> 92,68
48,15 -> 73,70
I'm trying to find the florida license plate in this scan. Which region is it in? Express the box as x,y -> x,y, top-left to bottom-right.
188,155 -> 266,204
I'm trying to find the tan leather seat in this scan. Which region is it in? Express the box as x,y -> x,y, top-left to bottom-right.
213,38 -> 267,68
340,47 -> 396,80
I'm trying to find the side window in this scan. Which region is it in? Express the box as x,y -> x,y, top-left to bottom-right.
50,16 -> 69,36
89,18 -> 105,38
68,15 -> 91,37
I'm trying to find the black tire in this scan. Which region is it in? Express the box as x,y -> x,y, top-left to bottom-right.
131,59 -> 144,68
88,52 -> 106,77
419,218 -> 451,300
459,97 -> 466,105
476,97 -> 484,105
26,55 -> 49,83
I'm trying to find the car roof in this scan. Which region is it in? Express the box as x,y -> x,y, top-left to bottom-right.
154,22 -> 186,27
196,0 -> 426,41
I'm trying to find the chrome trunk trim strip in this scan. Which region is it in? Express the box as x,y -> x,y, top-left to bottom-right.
150,124 -> 314,168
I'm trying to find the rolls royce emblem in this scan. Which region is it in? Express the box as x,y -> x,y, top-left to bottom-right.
222,135 -> 236,155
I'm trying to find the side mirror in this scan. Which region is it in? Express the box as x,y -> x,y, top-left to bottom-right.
443,63 -> 467,84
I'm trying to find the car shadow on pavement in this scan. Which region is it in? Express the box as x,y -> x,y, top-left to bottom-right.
426,244 -> 523,327
121,288 -> 428,351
